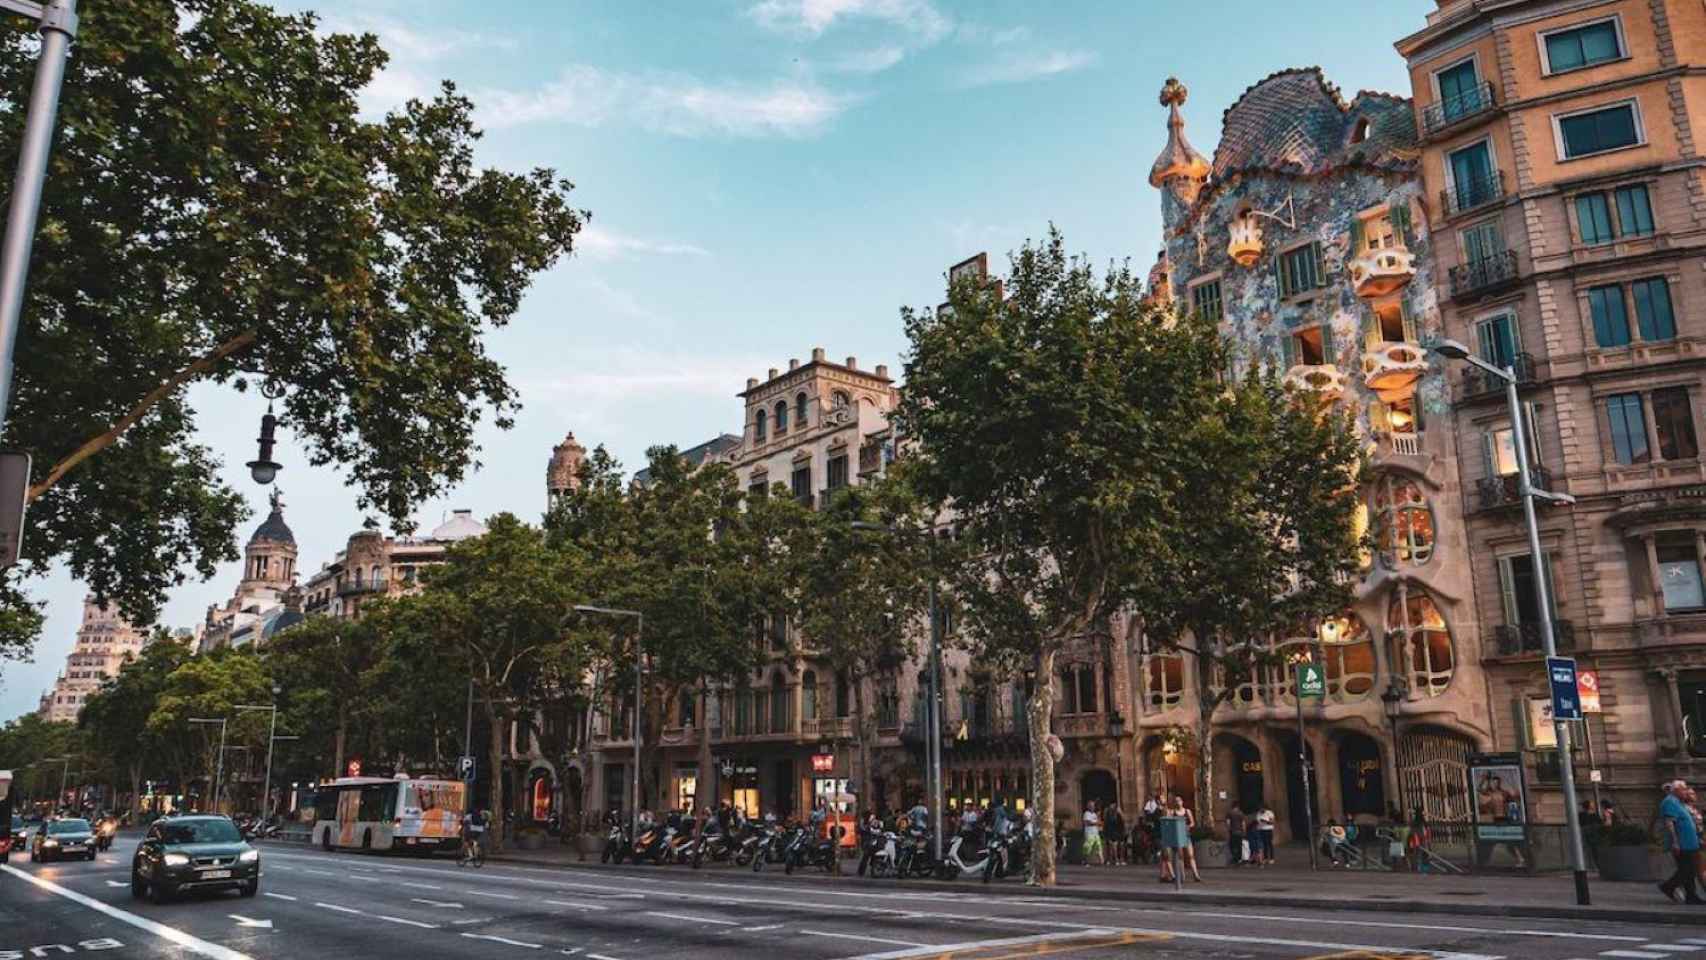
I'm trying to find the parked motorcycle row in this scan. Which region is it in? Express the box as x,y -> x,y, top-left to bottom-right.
599,809 -> 1035,883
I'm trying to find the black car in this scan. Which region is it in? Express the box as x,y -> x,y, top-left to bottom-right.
131,815 -> 259,903
31,818 -> 96,862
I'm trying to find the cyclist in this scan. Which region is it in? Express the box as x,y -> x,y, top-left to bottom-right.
460,807 -> 488,864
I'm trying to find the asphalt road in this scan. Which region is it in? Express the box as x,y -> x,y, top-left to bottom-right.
0,834 -> 1698,960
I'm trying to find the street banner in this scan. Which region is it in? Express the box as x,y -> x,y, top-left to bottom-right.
1547,656 -> 1582,721
1577,669 -> 1601,713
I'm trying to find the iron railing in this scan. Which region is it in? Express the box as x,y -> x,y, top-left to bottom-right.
1476,464 -> 1553,510
1450,250 -> 1519,299
1493,619 -> 1576,656
1440,169 -> 1505,217
1422,81 -> 1497,136
1459,351 -> 1536,400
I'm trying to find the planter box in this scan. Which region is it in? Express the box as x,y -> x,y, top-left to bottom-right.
1596,844 -> 1660,882
515,831 -> 546,851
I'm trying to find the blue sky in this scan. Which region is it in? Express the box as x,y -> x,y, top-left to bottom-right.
0,0 -> 1435,721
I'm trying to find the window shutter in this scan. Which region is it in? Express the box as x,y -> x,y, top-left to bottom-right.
1280,333 -> 1298,369
1273,248 -> 1288,297
1541,551 -> 1562,614
1523,400 -> 1543,466
1512,695 -> 1531,749
1350,218 -> 1365,254
1475,318 -> 1495,362
1320,323 -> 1337,365
1389,198 -> 1412,244
1498,556 -> 1520,626
1311,241 -> 1328,288
1482,431 -> 1499,480
1400,299 -> 1419,344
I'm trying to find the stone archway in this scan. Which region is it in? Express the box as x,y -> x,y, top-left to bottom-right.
1141,736 -> 1197,812
1335,731 -> 1386,820
1080,769 -> 1117,813
1216,734 -> 1266,814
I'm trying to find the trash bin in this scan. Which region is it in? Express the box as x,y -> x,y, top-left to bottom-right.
1063,828 -> 1085,865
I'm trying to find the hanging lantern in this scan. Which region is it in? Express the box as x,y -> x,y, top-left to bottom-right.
246,382 -> 284,485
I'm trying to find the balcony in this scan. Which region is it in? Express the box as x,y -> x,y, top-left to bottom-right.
1459,351 -> 1536,401
801,716 -> 854,740
1361,341 -> 1428,398
1282,363 -> 1348,401
1348,247 -> 1417,299
1449,250 -> 1520,301
336,579 -> 388,597
1422,80 -> 1498,138
1476,465 -> 1554,511
1377,430 -> 1422,458
1493,619 -> 1576,656
1440,170 -> 1505,219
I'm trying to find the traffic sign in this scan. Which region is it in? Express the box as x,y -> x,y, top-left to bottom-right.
458,756 -> 476,782
1547,656 -> 1582,722
1296,663 -> 1325,699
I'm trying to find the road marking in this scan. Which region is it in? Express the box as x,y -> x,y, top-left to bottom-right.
315,902 -> 362,915
229,915 -> 272,929
410,897 -> 464,908
263,893 -> 297,902
587,954 -> 627,960
957,932 -> 1153,960
104,880 -> 127,887
742,924 -> 785,932
0,864 -> 254,960
1151,908 -> 1650,942
544,899 -> 610,911
1644,948 -> 1706,954
1601,953 -> 1669,959
375,914 -> 437,929
801,930 -> 925,948
401,881 -> 443,890
348,875 -> 382,882
463,933 -> 542,949
470,890 -> 520,900
451,918 -> 491,926
646,911 -> 740,926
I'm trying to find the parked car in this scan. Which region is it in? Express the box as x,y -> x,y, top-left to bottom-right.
130,815 -> 259,904
31,818 -> 96,862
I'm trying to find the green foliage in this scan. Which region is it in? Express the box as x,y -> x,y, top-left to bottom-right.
145,647 -> 275,808
79,636 -> 190,812
0,714 -> 83,805
264,614 -> 380,780
0,0 -> 586,654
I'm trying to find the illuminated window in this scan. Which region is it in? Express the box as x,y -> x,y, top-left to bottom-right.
1387,583 -> 1454,696
1372,475 -> 1435,568
1144,654 -> 1183,708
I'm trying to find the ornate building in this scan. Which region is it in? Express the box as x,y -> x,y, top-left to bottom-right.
299,510 -> 490,621
1148,71 -> 1489,837
1399,0 -> 1706,813
198,491 -> 300,653
37,597 -> 151,723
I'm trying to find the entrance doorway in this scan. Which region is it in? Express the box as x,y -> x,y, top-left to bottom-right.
1279,733 -> 1317,842
1080,769 -> 1116,812
1337,732 -> 1386,818
1228,737 -> 1264,812
773,759 -> 796,818
1143,739 -> 1197,811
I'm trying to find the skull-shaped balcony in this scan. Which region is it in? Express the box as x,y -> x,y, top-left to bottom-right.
1282,363 -> 1348,402
1348,248 -> 1417,300
1362,342 -> 1428,400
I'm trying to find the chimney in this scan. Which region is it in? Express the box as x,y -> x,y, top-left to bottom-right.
768,367 -> 778,379
746,377 -> 759,390
846,356 -> 858,369
875,364 -> 889,379
811,347 -> 826,363
789,358 -> 800,371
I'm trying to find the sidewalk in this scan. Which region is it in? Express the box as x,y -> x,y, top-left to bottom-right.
481,841 -> 1706,928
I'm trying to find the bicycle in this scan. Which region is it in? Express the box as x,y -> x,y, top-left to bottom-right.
458,835 -> 485,868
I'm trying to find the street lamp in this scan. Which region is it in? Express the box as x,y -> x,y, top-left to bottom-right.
236,686 -> 283,820
189,717 -> 228,814
1381,676 -> 1407,817
851,519 -> 946,860
575,604 -> 644,845
1432,337 -> 1590,906
245,382 -> 284,485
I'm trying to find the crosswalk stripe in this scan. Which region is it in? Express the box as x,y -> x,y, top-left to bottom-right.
1600,951 -> 1667,959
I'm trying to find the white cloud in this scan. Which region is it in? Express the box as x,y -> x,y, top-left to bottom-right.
827,45 -> 907,74
576,224 -> 710,261
517,350 -> 773,407
956,49 -> 1096,89
477,67 -> 854,139
748,0 -> 950,41
314,15 -> 515,117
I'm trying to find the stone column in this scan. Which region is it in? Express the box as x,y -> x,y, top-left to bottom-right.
1645,534 -> 1665,616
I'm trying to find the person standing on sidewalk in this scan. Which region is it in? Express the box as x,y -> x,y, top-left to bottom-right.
1082,800 -> 1103,865
1226,804 -> 1246,867
1658,780 -> 1704,905
1255,803 -> 1276,866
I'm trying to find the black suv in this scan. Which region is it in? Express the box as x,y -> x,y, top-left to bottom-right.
131,815 -> 259,903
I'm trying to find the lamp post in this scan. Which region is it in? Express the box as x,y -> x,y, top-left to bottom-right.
236,686 -> 282,819
1381,676 -> 1407,817
1108,713 -> 1127,809
1432,338 -> 1590,906
36,756 -> 70,811
189,717 -> 228,814
575,605 -> 643,846
851,520 -> 944,860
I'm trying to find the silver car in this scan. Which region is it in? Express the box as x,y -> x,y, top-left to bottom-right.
31,818 -> 95,862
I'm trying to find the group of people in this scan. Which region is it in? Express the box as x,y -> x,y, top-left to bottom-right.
1319,805 -> 1436,870
1224,801 -> 1279,868
1061,792 -> 1216,883
1657,779 -> 1704,905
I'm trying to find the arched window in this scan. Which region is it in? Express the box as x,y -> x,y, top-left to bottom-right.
1350,117 -> 1371,144
1387,582 -> 1454,696
1143,654 -> 1184,708
1317,613 -> 1376,701
832,390 -> 850,409
801,670 -> 818,721
755,408 -> 767,441
371,565 -> 383,587
795,392 -> 809,426
775,400 -> 788,433
770,672 -> 791,734
1372,474 -> 1435,568
679,688 -> 695,727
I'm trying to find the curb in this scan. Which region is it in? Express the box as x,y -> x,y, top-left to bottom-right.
481,853 -> 1703,928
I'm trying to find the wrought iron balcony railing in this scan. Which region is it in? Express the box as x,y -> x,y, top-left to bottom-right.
1450,250 -> 1519,299
1459,351 -> 1536,401
1440,169 -> 1505,218
1422,81 -> 1498,137
1493,619 -> 1576,656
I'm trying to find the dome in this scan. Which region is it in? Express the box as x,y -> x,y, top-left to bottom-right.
1211,68 -> 1417,180
1149,77 -> 1211,188
431,509 -> 488,542
249,491 -> 295,547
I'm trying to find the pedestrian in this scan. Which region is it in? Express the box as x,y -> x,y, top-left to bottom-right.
1107,803 -> 1128,866
1658,779 -> 1704,904
1245,805 -> 1264,866
1226,803 -> 1246,867
1255,803 -> 1276,866
1168,795 -> 1201,882
1600,797 -> 1619,827
1323,819 -> 1349,866
1082,800 -> 1103,865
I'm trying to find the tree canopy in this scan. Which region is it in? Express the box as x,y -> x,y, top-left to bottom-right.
0,0 -> 586,661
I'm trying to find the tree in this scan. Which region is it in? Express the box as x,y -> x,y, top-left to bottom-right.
145,647 -> 274,812
0,0 -> 586,658
787,472 -> 933,821
79,635 -> 190,816
265,614 -> 383,781
1134,371 -> 1364,826
896,229 -> 1224,885
0,714 -> 82,809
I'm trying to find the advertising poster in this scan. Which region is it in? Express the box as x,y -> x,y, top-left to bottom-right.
1469,752 -> 1528,843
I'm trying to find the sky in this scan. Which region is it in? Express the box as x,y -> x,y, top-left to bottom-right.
0,0 -> 1436,722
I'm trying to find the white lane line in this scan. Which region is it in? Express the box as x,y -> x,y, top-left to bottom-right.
801,930 -> 925,948
470,890 -> 520,900
315,902 -> 362,915
410,897 -> 464,909
741,924 -> 785,932
0,864 -> 253,960
104,880 -> 127,887
348,876 -> 382,882
1600,953 -> 1668,959
451,918 -> 490,925
263,893 -> 297,901
587,954 -> 627,960
842,930 -> 1125,960
544,899 -> 609,911
375,914 -> 438,929
400,881 -> 443,890
647,911 -> 740,926
1152,907 -> 1652,942
462,933 -> 542,949
1645,948 -> 1706,953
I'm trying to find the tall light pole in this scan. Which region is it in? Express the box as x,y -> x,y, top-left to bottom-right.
0,0 -> 78,435
37,755 -> 69,810
852,520 -> 945,860
236,686 -> 282,819
575,605 -> 643,845
189,718 -> 228,815
1433,338 -> 1590,906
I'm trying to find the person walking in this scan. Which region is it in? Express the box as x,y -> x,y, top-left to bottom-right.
1657,780 -> 1703,905
1226,804 -> 1246,867
1105,803 -> 1128,866
1169,795 -> 1201,882
1082,800 -> 1104,865
1255,803 -> 1276,866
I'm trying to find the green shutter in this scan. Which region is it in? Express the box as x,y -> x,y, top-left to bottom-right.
1524,400 -> 1543,465
1280,332 -> 1298,369
1320,323 -> 1337,365
1350,218 -> 1365,254
1274,247 -> 1288,297
1400,299 -> 1419,344
1389,198 -> 1412,244
1311,241 -> 1328,288
1498,555 -> 1520,626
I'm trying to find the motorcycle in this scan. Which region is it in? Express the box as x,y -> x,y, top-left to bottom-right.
693,827 -> 738,869
663,822 -> 698,865
748,822 -> 784,872
95,816 -> 119,851
600,819 -> 631,864
783,824 -> 840,874
894,829 -> 938,879
857,826 -> 899,878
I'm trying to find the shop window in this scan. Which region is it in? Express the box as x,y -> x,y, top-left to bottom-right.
1657,532 -> 1706,612
1386,584 -> 1454,696
1372,474 -> 1435,568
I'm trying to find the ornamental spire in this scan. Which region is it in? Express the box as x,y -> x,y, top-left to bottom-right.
1148,76 -> 1211,191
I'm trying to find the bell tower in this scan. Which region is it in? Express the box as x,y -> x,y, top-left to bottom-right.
546,431 -> 587,511
241,489 -> 297,589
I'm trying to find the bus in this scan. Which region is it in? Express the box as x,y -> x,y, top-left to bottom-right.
310,776 -> 464,854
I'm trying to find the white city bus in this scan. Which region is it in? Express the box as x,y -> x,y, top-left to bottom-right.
311,775 -> 464,854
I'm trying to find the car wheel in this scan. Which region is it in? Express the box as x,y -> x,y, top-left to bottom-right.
321,829 -> 332,852
240,880 -> 258,898
87,849 -> 96,861
130,871 -> 146,899
28,846 -> 36,863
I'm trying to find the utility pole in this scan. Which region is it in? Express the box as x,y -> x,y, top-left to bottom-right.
189,718 -> 228,814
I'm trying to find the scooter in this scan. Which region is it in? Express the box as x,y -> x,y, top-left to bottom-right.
784,824 -> 840,874
935,829 -> 995,880
693,826 -> 738,868
895,828 -> 938,879
858,826 -> 899,878
749,822 -> 784,872
601,819 -> 632,864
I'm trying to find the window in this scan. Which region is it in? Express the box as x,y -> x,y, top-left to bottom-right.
1277,243 -> 1324,297
1657,532 -> 1706,611
678,689 -> 695,727
835,671 -> 850,718
1369,300 -> 1416,345
1542,18 -> 1624,74
1606,392 -> 1650,465
791,465 -> 811,504
1632,277 -> 1676,341
826,454 -> 848,490
1485,407 -> 1542,477
1575,193 -> 1614,245
1317,615 -> 1377,701
1281,323 -> 1332,368
1616,184 -> 1654,237
1498,552 -> 1557,625
1475,312 -> 1520,368
795,392 -> 808,427
1448,142 -> 1496,210
1359,212 -> 1399,252
1460,220 -> 1502,270
1589,283 -> 1630,347
801,670 -> 817,721
748,480 -> 767,500
1058,663 -> 1097,715
1436,58 -> 1483,120
770,673 -> 790,734
1556,102 -> 1641,159
1143,654 -> 1183,708
1190,280 -> 1223,324
768,613 -> 787,651
754,409 -> 767,441
1372,475 -> 1435,568
1653,386 -> 1699,461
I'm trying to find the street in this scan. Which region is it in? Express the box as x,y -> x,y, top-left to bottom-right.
0,836 -> 1695,960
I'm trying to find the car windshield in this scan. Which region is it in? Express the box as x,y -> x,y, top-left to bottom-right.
48,819 -> 90,834
158,819 -> 241,844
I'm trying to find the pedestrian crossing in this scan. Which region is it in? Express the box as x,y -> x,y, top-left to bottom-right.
1565,940 -> 1706,960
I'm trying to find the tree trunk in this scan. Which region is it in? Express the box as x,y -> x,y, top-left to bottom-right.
696,683 -> 713,814
851,674 -> 871,820
1028,646 -> 1059,886
128,762 -> 142,818
1193,638 -> 1216,831
641,684 -> 669,813
334,703 -> 348,781
485,700 -> 506,852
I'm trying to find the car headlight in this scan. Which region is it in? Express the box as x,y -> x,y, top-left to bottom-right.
238,849 -> 259,863
42,839 -> 57,847
163,853 -> 189,867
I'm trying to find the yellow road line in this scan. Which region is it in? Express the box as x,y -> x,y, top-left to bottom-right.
925,930 -> 1169,960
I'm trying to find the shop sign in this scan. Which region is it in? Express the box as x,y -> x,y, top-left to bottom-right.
810,754 -> 834,773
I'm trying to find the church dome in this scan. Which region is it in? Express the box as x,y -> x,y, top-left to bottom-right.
249,492 -> 295,547
431,509 -> 488,542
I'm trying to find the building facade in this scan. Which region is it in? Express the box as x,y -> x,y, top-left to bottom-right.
198,491 -> 300,653
1148,70 -> 1490,837
1400,0 -> 1706,816
37,597 -> 151,723
299,509 -> 489,621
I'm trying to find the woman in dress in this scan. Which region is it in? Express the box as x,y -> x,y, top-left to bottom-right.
1169,795 -> 1201,882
